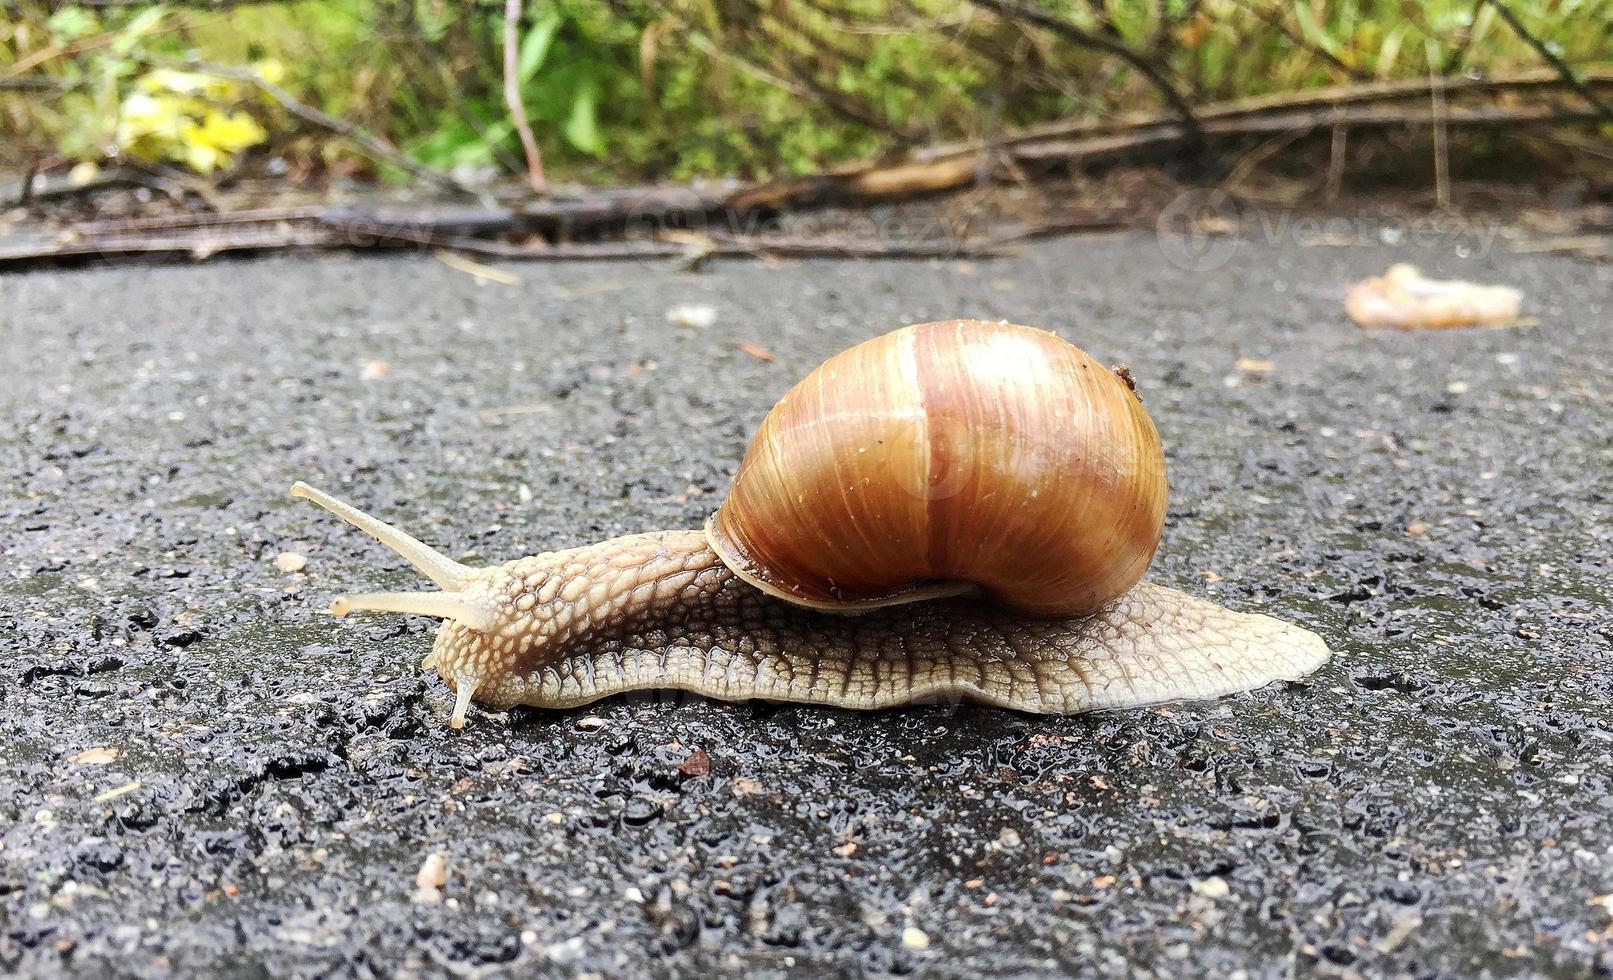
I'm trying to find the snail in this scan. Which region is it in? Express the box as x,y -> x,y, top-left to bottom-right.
293,319 -> 1329,727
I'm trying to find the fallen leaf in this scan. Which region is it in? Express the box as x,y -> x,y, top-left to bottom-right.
70,747 -> 120,765
736,342 -> 775,363
274,551 -> 307,573
1235,358 -> 1275,373
1091,875 -> 1116,889
677,747 -> 712,777
1345,264 -> 1523,330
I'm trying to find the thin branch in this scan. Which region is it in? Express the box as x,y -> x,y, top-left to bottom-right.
148,57 -> 482,198
0,76 -> 67,92
914,66 -> 1613,161
1325,112 -> 1348,201
1483,0 -> 1613,126
1428,43 -> 1450,210
503,0 -> 548,196
1226,0 -> 1367,81
966,0 -> 1204,146
774,51 -> 922,140
1006,101 -> 1604,164
1442,0 -> 1488,74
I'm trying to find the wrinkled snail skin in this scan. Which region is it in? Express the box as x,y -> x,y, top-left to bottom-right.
286,492 -> 1328,725
291,320 -> 1332,727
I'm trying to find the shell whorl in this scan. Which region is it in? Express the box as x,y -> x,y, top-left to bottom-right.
704,320 -> 1169,617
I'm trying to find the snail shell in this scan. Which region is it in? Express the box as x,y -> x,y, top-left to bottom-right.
704,320 -> 1168,616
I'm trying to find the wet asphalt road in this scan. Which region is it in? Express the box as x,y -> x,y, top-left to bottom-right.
2,232 -> 1610,978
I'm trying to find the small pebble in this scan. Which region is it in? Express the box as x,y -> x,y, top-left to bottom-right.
1191,876 -> 1229,899
274,551 -> 307,573
666,304 -> 716,328
902,926 -> 930,950
413,852 -> 448,903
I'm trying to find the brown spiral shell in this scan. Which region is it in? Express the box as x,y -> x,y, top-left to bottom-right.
703,320 -> 1169,617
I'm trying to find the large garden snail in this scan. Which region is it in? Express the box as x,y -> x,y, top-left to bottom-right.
294,319 -> 1329,727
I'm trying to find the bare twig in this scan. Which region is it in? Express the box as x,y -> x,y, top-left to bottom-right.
774,51 -> 921,140
1,164 -> 195,209
0,76 -> 67,92
148,57 -> 481,199
1442,0 -> 1488,74
1428,44 -> 1450,210
1325,112 -> 1347,202
1484,0 -> 1613,126
1219,127 -> 1312,197
915,67 -> 1613,162
503,0 -> 548,196
1226,0 -> 1367,81
1007,102 -> 1605,164
965,0 -> 1204,147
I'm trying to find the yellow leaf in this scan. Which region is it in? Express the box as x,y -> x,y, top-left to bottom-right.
200,109 -> 268,152
182,141 -> 223,174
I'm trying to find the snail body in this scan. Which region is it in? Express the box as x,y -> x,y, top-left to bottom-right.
294,320 -> 1329,727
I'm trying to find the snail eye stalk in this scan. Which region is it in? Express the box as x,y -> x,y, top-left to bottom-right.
290,482 -> 495,632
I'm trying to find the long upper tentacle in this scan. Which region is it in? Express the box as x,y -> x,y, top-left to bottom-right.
291,482 -> 472,591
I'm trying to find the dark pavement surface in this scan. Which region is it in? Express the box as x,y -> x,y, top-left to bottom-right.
2,233 -> 1610,978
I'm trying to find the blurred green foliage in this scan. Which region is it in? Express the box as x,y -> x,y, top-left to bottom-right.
2,0 -> 1609,180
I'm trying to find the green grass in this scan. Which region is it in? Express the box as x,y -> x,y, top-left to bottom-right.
2,0 -> 1609,181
